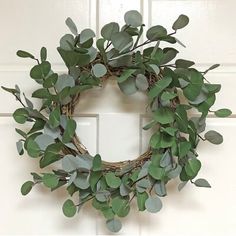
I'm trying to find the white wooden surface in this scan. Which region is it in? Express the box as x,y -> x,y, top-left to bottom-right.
0,0 -> 235,235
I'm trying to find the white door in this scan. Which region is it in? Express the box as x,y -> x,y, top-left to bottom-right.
0,0 -> 236,235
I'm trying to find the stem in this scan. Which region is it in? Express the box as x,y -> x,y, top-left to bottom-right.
76,195 -> 95,207
131,174 -> 148,187
197,134 -> 206,141
14,95 -> 26,108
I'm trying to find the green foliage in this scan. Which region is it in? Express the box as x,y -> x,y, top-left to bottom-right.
204,130 -> 223,145
3,10 -> 230,233
17,50 -> 35,59
105,172 -> 121,188
62,199 -> 77,217
214,108 -> 232,117
145,196 -> 163,213
21,181 -> 34,195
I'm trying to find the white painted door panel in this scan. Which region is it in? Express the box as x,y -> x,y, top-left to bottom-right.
0,0 -> 236,235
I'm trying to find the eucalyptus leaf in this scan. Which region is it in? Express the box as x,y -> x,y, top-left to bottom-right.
66,17 -> 78,35
21,181 -> 34,195
62,199 -> 77,217
146,25 -> 167,41
194,178 -> 211,188
80,28 -> 95,44
214,108 -> 232,118
101,22 -> 119,40
118,77 -> 137,95
92,63 -> 107,78
106,218 -> 122,233
124,10 -> 142,27
172,15 -> 189,30
136,74 -> 149,91
204,130 -> 223,145
145,196 -> 163,213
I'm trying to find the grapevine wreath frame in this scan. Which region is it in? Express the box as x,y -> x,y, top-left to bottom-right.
2,11 -> 232,233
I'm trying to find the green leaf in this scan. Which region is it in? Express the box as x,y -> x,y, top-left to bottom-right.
175,105 -> 188,133
55,74 -> 75,92
185,158 -> 201,178
92,154 -> 102,171
120,183 -> 130,196
49,107 -> 61,128
161,48 -> 178,64
178,141 -> 191,158
62,119 -> 77,143
167,165 -> 182,179
60,34 -> 74,50
92,63 -> 107,78
161,91 -> 177,101
62,154 -> 91,172
136,179 -> 151,193
105,172 -> 121,188
16,50 -> 34,59
13,108 -> 29,124
101,22 -> 120,40
57,47 -> 91,68
32,88 -> 50,99
111,31 -> 133,53
73,173 -> 90,189
35,134 -> 54,151
102,207 -> 114,220
204,84 -> 221,93
21,181 -> 34,195
183,70 -> 203,101
95,190 -> 110,202
135,74 -> 149,91
26,139 -> 41,158
137,191 -> 148,211
62,199 -> 77,217
43,73 -> 58,88
178,181 -> 188,191
111,196 -> 130,217
65,17 -> 78,35
204,64 -> 220,74
150,132 -> 161,149
172,14 -> 189,30
175,59 -> 194,68
161,127 -> 177,136
143,120 -> 157,130
80,28 -> 95,44
117,69 -> 136,83
40,47 -> 47,61
30,61 -> 51,80
42,173 -> 59,188
194,178 -> 211,188
16,140 -> 24,155
148,76 -> 172,100
214,108 -> 232,118
153,107 -> 175,125
124,10 -> 142,27
118,77 -> 137,95
154,181 -> 167,197
40,143 -> 62,168
106,218 -> 122,233
149,64 -> 160,75
204,130 -> 223,145
160,151 -> 172,167
148,165 -> 164,180
145,196 -> 163,213
1,86 -> 18,94
146,25 -> 167,41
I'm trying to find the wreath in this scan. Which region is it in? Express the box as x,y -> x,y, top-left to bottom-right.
2,10 -> 232,233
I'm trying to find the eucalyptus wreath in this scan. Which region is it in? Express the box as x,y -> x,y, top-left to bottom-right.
2,10 -> 232,233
